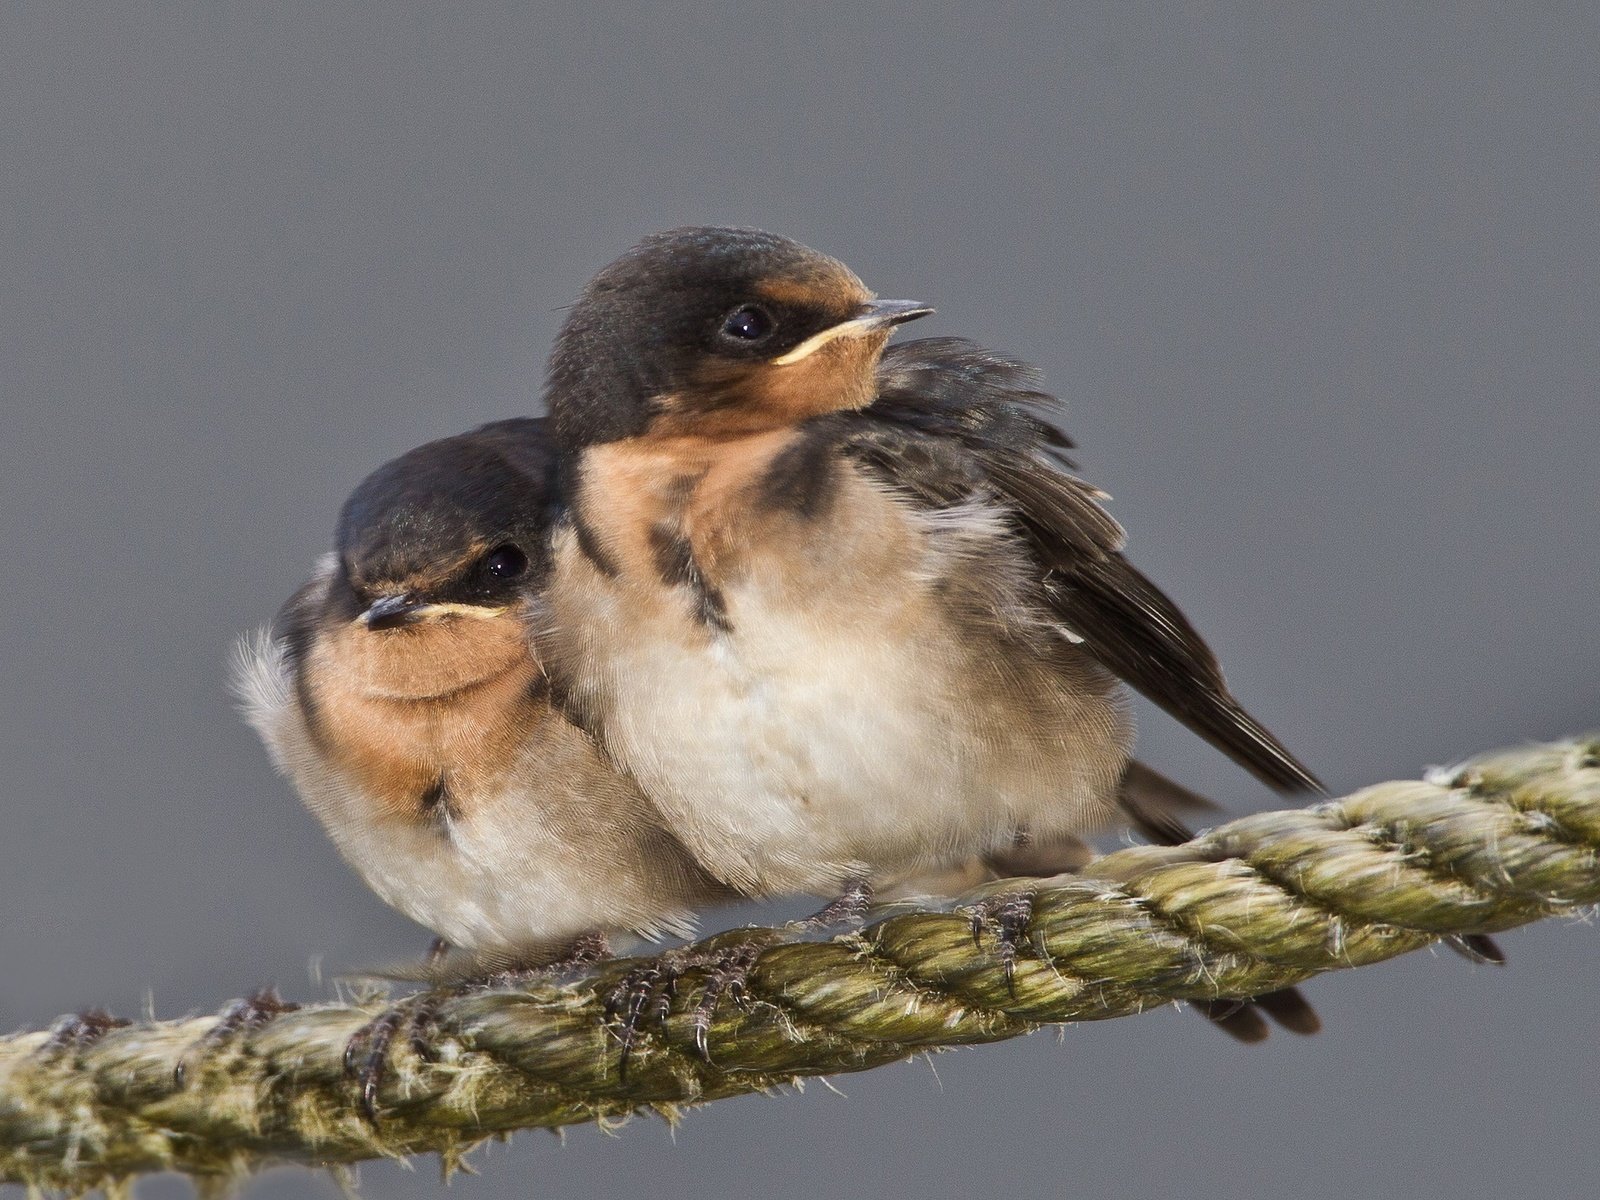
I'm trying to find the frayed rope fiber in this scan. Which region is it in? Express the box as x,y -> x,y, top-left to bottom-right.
3,734 -> 1597,1192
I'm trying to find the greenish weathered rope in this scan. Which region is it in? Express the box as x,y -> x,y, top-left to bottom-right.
2,734 -> 1596,1193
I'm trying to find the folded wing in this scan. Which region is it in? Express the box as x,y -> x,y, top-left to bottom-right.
856,337 -> 1321,794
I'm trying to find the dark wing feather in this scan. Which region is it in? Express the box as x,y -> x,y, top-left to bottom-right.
856,337 -> 1321,794
1044,552 -> 1321,791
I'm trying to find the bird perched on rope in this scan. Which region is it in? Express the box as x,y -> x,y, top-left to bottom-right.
536,226 -> 1341,1039
237,419 -> 732,977
540,229 -> 1317,891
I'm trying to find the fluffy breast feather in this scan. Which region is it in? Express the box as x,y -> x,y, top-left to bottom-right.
234,629 -> 719,954
542,453 -> 1132,897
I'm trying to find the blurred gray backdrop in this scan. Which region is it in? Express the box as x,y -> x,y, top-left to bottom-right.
4,4 -> 1597,1198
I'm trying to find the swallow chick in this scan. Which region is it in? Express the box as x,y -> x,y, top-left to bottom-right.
541,228 -> 1318,895
533,227 -> 1339,1040
238,418 -> 731,974
236,417 -> 742,1113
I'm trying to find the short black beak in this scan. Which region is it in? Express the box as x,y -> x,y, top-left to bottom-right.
770,298 -> 936,366
859,298 -> 935,328
362,593 -> 425,631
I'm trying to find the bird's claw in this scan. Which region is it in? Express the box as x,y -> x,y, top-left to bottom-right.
36,1008 -> 132,1058
174,985 -> 300,1087
966,887 -> 1037,993
343,992 -> 441,1125
603,935 -> 772,1075
794,878 -> 874,932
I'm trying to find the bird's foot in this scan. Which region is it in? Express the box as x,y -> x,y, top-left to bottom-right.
603,931 -> 775,1075
965,886 -> 1038,993
471,929 -> 614,990
174,985 -> 300,1086
344,931 -> 615,1123
603,949 -> 693,1078
343,990 -> 444,1125
792,878 -> 874,933
684,936 -> 769,1059
36,1008 -> 132,1057
518,929 -> 612,977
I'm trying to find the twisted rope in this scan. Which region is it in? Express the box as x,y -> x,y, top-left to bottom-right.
3,734 -> 1596,1192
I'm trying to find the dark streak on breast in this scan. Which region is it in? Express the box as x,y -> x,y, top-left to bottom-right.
420,775 -> 458,828
648,522 -> 733,633
755,419 -> 844,519
570,511 -> 620,578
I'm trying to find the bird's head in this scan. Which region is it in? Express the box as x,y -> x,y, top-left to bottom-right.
298,421 -> 555,701
547,226 -> 932,445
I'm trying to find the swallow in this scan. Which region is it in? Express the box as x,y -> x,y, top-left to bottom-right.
525,227 -> 1340,1039
237,417 -> 733,975
540,227 -> 1320,896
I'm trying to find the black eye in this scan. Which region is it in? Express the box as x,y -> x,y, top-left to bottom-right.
721,305 -> 774,341
483,544 -> 528,580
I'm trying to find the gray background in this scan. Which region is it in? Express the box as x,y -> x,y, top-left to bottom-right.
4,4 -> 1597,1198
